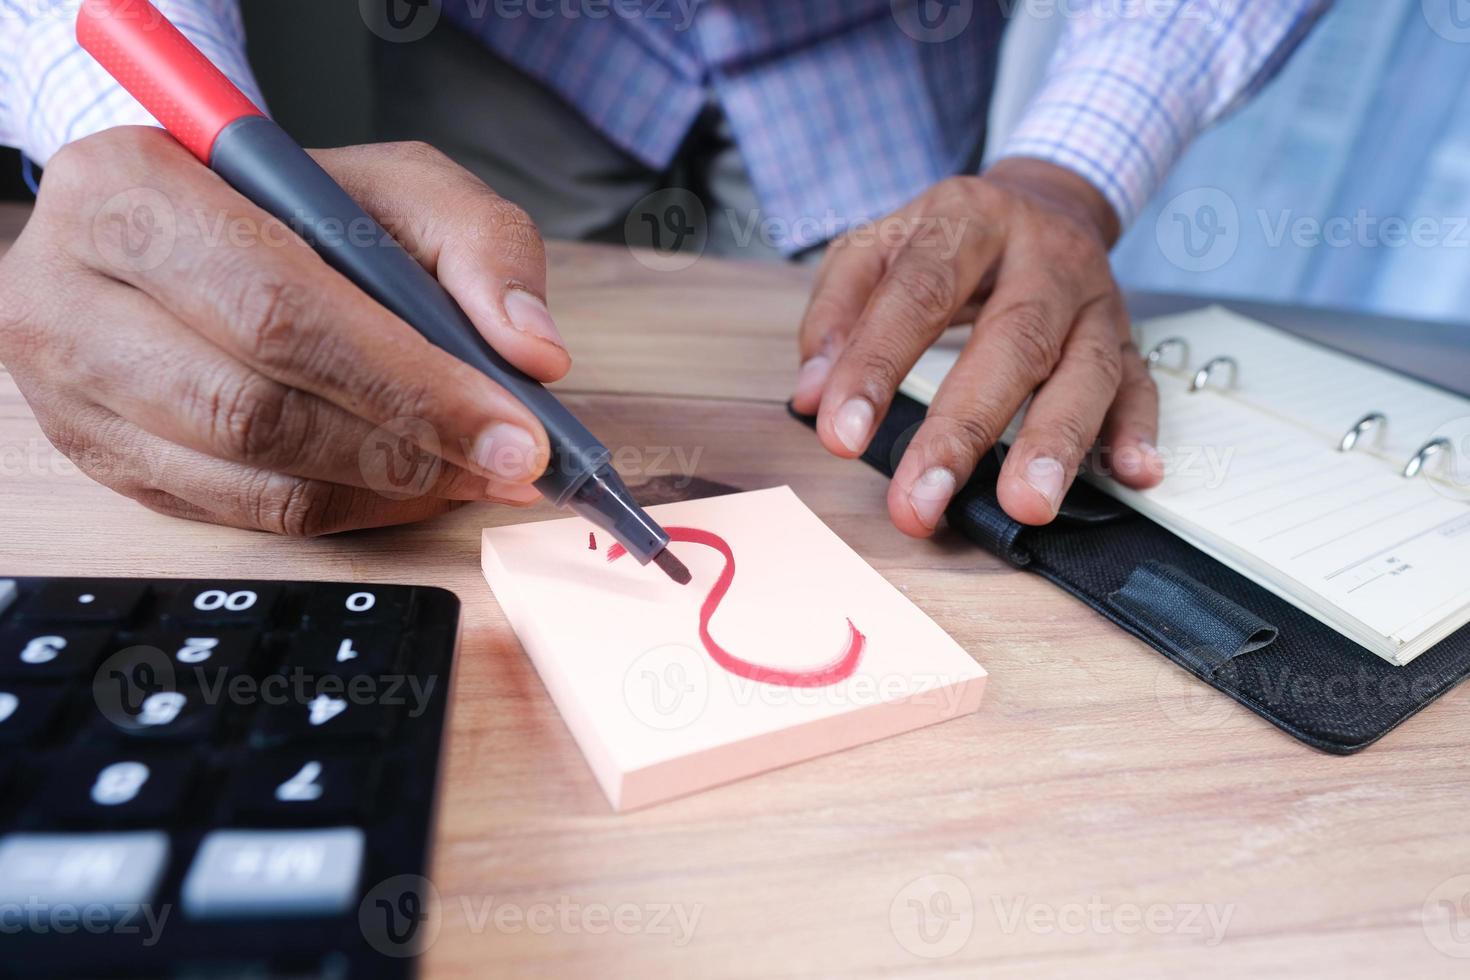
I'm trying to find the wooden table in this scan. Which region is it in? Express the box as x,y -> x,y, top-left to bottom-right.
2,202 -> 1466,978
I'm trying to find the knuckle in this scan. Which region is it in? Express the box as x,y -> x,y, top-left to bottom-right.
959,175 -> 1009,214
441,189 -> 545,275
388,140 -> 453,170
361,370 -> 437,427
200,369 -> 300,464
1044,415 -> 1094,463
230,273 -> 317,370
133,489 -> 201,523
850,333 -> 911,395
41,128 -> 177,208
36,408 -> 140,492
132,487 -> 180,513
36,410 -> 87,464
891,260 -> 958,316
42,133 -> 118,197
924,410 -> 1005,464
0,280 -> 39,361
34,142 -> 92,205
252,474 -> 341,538
934,175 -> 985,211
279,480 -> 338,538
800,299 -> 851,356
30,160 -> 97,232
42,135 -> 96,177
992,300 -> 1063,375
801,290 -> 847,331
478,196 -> 545,264
1070,336 -> 1124,390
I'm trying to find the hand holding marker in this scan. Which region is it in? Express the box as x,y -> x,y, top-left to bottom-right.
75,0 -> 691,584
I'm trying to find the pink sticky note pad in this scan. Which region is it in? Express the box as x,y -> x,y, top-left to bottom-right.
481,486 -> 987,811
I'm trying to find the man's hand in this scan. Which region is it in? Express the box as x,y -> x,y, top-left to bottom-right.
793,157 -> 1164,535
0,129 -> 570,535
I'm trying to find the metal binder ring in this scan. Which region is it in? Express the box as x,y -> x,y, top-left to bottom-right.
1145,337 -> 1190,370
1403,437 -> 1451,479
1188,356 -> 1238,393
1338,412 -> 1388,453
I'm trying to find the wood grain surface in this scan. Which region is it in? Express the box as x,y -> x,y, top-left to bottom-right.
0,203 -> 1466,978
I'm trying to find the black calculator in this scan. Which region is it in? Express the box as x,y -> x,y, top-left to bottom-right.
0,577 -> 460,979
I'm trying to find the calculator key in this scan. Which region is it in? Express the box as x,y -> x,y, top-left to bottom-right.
91,643 -> 179,729
20,580 -> 147,624
301,585 -> 409,627
0,628 -> 111,680
92,685 -> 220,742
251,691 -> 387,746
228,754 -> 373,823
181,827 -> 364,919
0,684 -> 68,744
0,832 -> 169,914
0,579 -> 17,621
164,583 -> 282,626
39,753 -> 193,824
126,630 -> 257,681
284,630 -> 397,677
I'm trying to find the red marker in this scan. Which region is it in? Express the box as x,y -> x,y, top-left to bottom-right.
75,0 -> 691,585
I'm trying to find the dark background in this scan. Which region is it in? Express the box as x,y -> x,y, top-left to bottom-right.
2,1 -> 376,202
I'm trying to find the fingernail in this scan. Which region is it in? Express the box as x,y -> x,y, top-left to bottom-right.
833,397 -> 875,454
504,289 -> 565,350
1023,457 -> 1066,511
472,422 -> 540,482
1118,439 -> 1162,478
1137,440 -> 1163,474
1113,440 -> 1150,479
487,481 -> 541,504
794,355 -> 831,405
908,467 -> 956,529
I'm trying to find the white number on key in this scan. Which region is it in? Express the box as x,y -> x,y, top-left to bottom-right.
193,589 -> 257,612
275,761 -> 325,802
345,591 -> 376,613
20,635 -> 65,665
335,639 -> 358,663
176,636 -> 219,664
138,691 -> 186,727
91,761 -> 150,806
306,695 -> 347,727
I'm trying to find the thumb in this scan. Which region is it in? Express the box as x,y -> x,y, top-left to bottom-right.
310,141 -> 571,384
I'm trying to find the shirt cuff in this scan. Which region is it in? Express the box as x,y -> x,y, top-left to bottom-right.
994,59 -> 1194,233
0,0 -> 267,165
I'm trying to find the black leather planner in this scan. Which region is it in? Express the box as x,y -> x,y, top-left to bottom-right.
792,397 -> 1470,754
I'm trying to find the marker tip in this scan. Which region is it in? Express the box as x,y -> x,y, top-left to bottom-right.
653,548 -> 692,585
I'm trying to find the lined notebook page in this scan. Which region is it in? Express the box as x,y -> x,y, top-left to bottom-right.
901,308 -> 1470,665
1112,355 -> 1470,663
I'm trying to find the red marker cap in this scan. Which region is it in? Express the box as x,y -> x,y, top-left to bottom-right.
76,0 -> 263,162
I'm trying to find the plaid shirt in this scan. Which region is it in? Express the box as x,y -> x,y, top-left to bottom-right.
1,0 -> 1329,252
